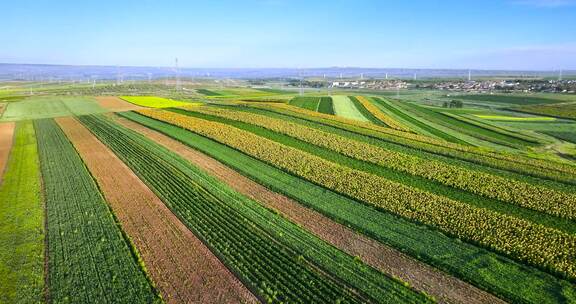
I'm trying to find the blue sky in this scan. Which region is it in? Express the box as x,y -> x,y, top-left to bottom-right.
1,0 -> 575,70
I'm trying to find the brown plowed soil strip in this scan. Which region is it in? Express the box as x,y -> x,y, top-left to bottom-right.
0,122 -> 16,184
56,117 -> 257,304
95,96 -> 143,112
115,114 -> 505,304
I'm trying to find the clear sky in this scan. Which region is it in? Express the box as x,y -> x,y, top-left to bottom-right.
1,0 -> 575,70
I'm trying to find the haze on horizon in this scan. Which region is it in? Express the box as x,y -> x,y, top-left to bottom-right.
1,0 -> 575,70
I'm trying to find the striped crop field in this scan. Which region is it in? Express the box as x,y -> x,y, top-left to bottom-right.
4,92 -> 576,304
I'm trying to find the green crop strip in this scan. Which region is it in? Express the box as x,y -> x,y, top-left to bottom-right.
0,121 -> 44,304
317,97 -> 334,114
120,110 -> 576,304
239,103 -> 576,185
399,102 -> 534,148
173,107 -> 576,231
289,96 -> 321,111
440,112 -> 541,146
371,98 -> 468,144
80,114 -> 429,304
35,119 -> 159,303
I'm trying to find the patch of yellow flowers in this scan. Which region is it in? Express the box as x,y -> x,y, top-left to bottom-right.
139,108 -> 576,280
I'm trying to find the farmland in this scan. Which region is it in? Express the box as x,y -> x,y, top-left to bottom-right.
2,81 -> 576,304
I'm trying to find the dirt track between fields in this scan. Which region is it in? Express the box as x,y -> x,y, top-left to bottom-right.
56,117 -> 257,304
0,122 -> 16,184
96,96 -> 143,112
114,115 -> 505,304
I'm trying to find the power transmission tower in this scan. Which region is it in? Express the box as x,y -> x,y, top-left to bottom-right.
468,69 -> 472,81
559,69 -> 563,81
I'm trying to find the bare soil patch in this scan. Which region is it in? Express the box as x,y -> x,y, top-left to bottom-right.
56,117 -> 256,304
95,96 -> 143,112
0,122 -> 16,183
114,115 -> 504,304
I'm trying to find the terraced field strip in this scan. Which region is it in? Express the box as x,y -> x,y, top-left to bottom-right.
35,119 -> 159,303
317,97 -> 334,114
95,96 -> 143,112
114,114 -> 500,304
474,114 -> 556,121
454,113 -> 544,144
120,110 -> 576,304
81,114 -> 431,304
513,102 -> 576,120
403,103 -> 534,148
331,95 -> 370,122
544,131 -> 576,144
56,117 -> 255,304
353,96 -> 410,131
0,122 -> 15,182
140,109 -> 576,281
0,121 -> 44,303
440,112 -> 541,146
182,106 -> 576,221
288,96 -> 321,111
457,94 -> 565,105
371,98 -> 468,144
245,103 -> 576,184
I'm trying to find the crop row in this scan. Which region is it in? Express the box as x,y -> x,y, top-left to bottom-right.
244,103 -> 576,184
34,119 -> 158,303
182,106 -> 576,220
0,121 -> 44,303
80,114 -> 429,304
354,96 -> 411,131
140,109 -> 576,281
120,110 -> 576,304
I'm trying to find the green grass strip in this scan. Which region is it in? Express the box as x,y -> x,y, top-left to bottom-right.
332,96 -> 370,122
120,110 -> 576,304
0,121 -> 44,304
82,114 -> 430,304
35,119 -> 159,304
